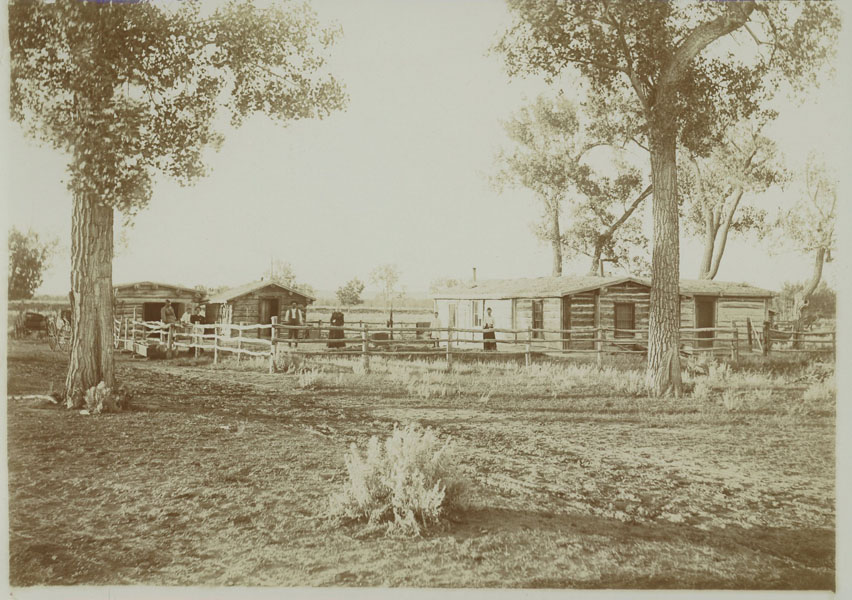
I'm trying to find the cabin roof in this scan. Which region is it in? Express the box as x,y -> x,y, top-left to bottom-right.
113,281 -> 201,296
431,275 -> 774,300
207,280 -> 316,304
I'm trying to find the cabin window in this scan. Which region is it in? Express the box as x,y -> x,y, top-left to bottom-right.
532,299 -> 544,339
614,303 -> 635,338
472,300 -> 481,327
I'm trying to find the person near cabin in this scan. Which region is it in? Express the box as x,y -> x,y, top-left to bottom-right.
189,305 -> 206,349
161,299 -> 177,324
328,309 -> 345,349
430,311 -> 442,347
285,301 -> 305,348
483,307 -> 497,351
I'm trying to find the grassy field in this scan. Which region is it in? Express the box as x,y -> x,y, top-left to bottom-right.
6,339 -> 835,588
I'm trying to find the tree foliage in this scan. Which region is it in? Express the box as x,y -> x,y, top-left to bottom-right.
494,94 -> 651,276
336,277 -> 365,307
8,227 -> 56,300
681,117 -> 786,279
774,153 -> 836,323
267,259 -> 315,297
10,0 -> 347,219
370,264 -> 403,308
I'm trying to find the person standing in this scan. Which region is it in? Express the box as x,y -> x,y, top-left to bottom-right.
285,301 -> 304,348
161,299 -> 177,324
328,309 -> 345,349
430,311 -> 442,348
483,307 -> 496,351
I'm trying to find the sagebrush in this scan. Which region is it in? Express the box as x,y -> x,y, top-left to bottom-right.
329,423 -> 466,536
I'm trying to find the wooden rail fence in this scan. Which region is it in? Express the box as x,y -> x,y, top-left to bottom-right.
113,316 -> 835,373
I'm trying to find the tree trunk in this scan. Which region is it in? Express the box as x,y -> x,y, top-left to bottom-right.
549,204 -> 563,276
796,246 -> 826,327
65,191 -> 116,408
697,207 -> 717,279
589,240 -> 604,276
646,129 -> 682,397
700,190 -> 743,280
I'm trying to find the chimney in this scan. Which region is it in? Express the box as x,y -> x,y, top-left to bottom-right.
472,267 -> 477,282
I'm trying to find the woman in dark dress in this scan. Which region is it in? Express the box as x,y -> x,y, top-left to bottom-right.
483,307 -> 497,351
328,310 -> 345,349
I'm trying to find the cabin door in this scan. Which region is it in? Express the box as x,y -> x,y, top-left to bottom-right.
695,299 -> 716,348
258,298 -> 279,338
561,297 -> 571,350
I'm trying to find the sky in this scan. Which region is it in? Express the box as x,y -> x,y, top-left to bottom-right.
3,0 -> 850,298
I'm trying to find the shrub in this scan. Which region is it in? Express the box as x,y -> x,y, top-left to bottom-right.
297,368 -> 324,390
692,379 -> 712,402
803,375 -> 835,403
329,423 -> 466,536
722,389 -> 743,412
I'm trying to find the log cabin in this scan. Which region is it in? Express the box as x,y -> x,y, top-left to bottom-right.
206,280 -> 315,338
114,281 -> 205,322
432,275 -> 774,351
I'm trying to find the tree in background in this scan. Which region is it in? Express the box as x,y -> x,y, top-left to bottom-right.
497,1 -> 839,396
10,0 -> 346,406
266,259 -> 315,297
429,277 -> 463,294
775,154 -> 836,328
8,227 -> 57,300
336,278 -> 365,307
681,118 -> 785,280
776,281 -> 835,328
370,264 -> 404,310
494,94 -> 651,276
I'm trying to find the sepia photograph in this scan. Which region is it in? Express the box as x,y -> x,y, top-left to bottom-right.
2,0 -> 849,596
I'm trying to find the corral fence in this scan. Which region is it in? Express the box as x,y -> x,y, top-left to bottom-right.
112,316 -> 835,373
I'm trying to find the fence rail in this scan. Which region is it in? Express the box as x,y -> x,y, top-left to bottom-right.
113,315 -> 834,373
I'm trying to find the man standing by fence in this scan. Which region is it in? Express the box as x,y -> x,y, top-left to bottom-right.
286,301 -> 304,348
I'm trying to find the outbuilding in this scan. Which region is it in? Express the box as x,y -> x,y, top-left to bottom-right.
432,275 -> 774,351
114,281 -> 205,322
206,280 -> 315,338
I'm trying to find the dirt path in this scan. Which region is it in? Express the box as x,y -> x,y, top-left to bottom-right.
6,341 -> 835,588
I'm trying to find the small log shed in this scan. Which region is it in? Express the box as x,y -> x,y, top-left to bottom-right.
206,280 -> 315,338
113,281 -> 206,322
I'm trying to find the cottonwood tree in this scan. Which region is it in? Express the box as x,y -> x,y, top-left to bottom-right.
8,227 -> 57,300
776,154 -> 836,327
266,259 -> 314,296
496,1 -> 839,395
681,118 -> 785,280
370,264 -> 403,309
336,278 -> 365,307
10,0 -> 346,407
495,95 -> 651,276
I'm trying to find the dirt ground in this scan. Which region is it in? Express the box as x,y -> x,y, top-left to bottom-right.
6,340 -> 835,588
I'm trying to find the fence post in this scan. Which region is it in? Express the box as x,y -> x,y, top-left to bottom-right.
213,324 -> 219,364
597,327 -> 606,368
269,316 -> 278,373
746,318 -> 753,352
526,326 -> 532,367
763,320 -> 771,356
361,323 -> 370,373
731,324 -> 739,364
237,322 -> 244,363
122,317 -> 128,350
446,326 -> 453,371
831,330 -> 836,353
194,324 -> 200,359
167,323 -> 174,359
